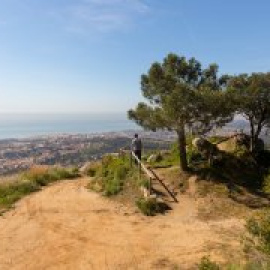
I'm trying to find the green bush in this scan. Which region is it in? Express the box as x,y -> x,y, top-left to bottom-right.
103,162 -> 129,196
145,142 -> 180,169
0,166 -> 79,213
114,166 -> 128,180
0,181 -> 40,210
263,172 -> 270,195
87,168 -> 97,177
187,149 -> 204,164
22,166 -> 79,186
138,177 -> 150,189
198,256 -> 220,270
86,163 -> 101,177
246,211 -> 270,255
104,178 -> 123,196
136,197 -> 168,216
89,155 -> 132,196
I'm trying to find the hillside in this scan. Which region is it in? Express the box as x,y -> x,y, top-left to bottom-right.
0,176 -> 245,270
1,136 -> 270,269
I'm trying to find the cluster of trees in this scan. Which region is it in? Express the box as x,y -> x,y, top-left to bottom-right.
128,53 -> 270,171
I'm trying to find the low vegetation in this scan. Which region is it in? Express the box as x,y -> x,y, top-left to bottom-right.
0,181 -> 39,213
22,166 -> 79,186
245,210 -> 270,257
198,256 -> 220,270
136,197 -> 169,216
87,146 -> 192,215
197,256 -> 270,270
0,166 -> 79,214
87,155 -> 132,196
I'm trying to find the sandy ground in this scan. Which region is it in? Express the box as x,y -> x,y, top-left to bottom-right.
0,177 -> 245,270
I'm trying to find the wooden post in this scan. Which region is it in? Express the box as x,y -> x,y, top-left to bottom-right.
139,162 -> 142,180
131,151 -> 152,196
130,151 -> 179,202
130,151 -> 133,169
149,177 -> 152,196
148,167 -> 178,203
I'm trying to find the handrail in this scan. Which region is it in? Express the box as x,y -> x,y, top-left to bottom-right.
131,151 -> 153,180
131,151 -> 153,196
147,167 -> 178,203
131,151 -> 178,203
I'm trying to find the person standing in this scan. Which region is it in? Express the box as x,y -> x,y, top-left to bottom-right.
131,133 -> 142,163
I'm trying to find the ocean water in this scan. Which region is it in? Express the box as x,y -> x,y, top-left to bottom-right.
0,113 -> 139,139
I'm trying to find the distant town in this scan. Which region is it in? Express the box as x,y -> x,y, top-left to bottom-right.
0,122 -> 268,176
0,130 -> 175,175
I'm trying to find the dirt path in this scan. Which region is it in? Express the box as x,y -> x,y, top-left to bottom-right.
0,178 -> 245,269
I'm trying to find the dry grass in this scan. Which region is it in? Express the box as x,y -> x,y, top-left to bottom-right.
0,166 -> 79,214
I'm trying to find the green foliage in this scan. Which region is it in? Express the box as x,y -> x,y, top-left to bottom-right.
147,143 -> 180,168
225,261 -> 270,270
246,210 -> 270,255
187,147 -> 204,165
263,172 -> 270,195
136,197 -> 167,216
86,162 -> 101,177
228,73 -> 270,153
196,257 -> 270,270
89,155 -> 133,196
0,166 -> 79,213
137,177 -> 150,189
198,256 -> 220,270
22,166 -> 79,186
128,53 -> 233,171
104,178 -> 123,196
0,181 -> 39,210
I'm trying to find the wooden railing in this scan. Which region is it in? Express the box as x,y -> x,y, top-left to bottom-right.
131,151 -> 178,203
131,151 -> 153,195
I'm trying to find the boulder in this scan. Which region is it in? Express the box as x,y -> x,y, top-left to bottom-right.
192,137 -> 218,154
147,153 -> 163,163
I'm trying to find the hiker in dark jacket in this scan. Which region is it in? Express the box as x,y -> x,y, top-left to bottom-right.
131,133 -> 142,163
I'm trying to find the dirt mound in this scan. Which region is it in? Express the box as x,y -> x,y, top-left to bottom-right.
0,178 -> 245,269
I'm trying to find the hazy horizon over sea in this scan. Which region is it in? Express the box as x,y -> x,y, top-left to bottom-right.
0,113 -> 140,139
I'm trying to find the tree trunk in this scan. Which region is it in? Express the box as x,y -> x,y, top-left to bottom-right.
177,126 -> 188,172
249,113 -> 265,153
250,120 -> 255,153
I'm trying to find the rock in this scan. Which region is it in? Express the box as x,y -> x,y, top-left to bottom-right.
192,137 -> 218,154
147,153 -> 163,163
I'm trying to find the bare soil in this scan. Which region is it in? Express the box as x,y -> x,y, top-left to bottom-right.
0,177 -> 246,269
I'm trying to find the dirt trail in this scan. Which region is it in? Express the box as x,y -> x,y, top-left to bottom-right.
0,178 -> 245,269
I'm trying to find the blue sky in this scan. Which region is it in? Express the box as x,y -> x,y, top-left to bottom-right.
0,0 -> 269,113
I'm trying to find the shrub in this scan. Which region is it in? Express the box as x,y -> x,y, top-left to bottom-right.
86,163 -> 101,177
136,197 -> 169,216
0,181 -> 40,210
198,256 -> 220,270
263,172 -> 270,195
187,148 -> 204,165
138,177 -> 150,189
0,166 -> 79,213
88,155 -> 132,196
87,168 -> 97,177
246,210 -> 270,255
114,166 -> 129,180
104,178 -> 123,196
22,166 -> 79,186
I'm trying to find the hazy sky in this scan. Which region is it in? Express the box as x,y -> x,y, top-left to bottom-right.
0,0 -> 269,113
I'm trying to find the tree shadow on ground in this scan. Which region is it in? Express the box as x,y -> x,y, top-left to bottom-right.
191,150 -> 270,208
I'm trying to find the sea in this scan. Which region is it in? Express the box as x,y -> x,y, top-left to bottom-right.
0,113 -> 139,139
